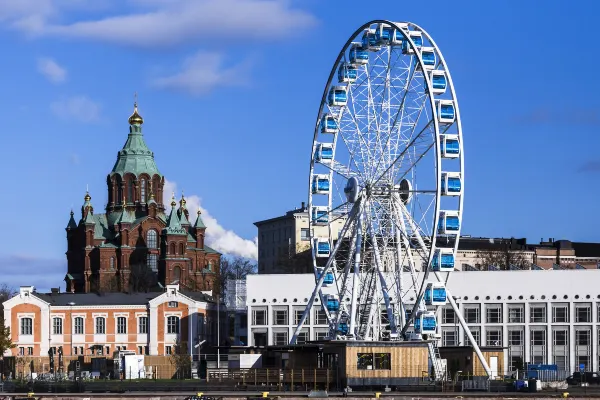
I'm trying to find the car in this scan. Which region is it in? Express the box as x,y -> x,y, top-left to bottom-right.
567,372 -> 600,385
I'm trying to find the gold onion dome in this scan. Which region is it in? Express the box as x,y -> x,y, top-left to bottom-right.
170,193 -> 177,208
128,102 -> 144,125
84,192 -> 91,201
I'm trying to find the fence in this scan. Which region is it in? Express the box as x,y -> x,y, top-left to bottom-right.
207,368 -> 336,391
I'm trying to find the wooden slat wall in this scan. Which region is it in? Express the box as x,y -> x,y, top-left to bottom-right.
344,345 -> 428,378
472,350 -> 504,377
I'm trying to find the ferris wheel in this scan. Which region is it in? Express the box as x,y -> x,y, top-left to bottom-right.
291,20 -> 491,378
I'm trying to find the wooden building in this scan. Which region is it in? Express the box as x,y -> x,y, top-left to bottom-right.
438,346 -> 505,379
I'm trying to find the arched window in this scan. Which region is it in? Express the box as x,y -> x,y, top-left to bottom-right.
74,317 -> 84,334
179,243 -> 184,255
207,261 -> 212,271
172,266 -> 181,283
147,230 -> 158,249
147,254 -> 158,272
20,318 -> 32,335
109,257 -> 115,270
167,316 -> 180,334
140,179 -> 146,203
127,178 -> 134,203
118,185 -> 123,204
170,242 -> 175,255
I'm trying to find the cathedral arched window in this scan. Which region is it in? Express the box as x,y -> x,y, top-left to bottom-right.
118,186 -> 123,204
141,179 -> 146,203
147,230 -> 158,249
207,261 -> 212,271
172,266 -> 181,284
110,257 -> 115,270
170,242 -> 175,255
179,243 -> 184,255
127,178 -> 134,202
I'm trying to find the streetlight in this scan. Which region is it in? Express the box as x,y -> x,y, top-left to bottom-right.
68,302 -> 75,357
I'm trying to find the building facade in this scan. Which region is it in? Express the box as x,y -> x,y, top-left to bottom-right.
246,270 -> 600,375
65,104 -> 220,293
2,285 -> 222,357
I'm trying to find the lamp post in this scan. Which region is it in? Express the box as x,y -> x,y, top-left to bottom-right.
68,302 -> 76,356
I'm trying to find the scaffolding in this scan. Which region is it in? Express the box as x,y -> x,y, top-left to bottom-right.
225,280 -> 247,311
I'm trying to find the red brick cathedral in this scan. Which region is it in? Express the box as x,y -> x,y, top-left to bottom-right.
65,104 -> 220,293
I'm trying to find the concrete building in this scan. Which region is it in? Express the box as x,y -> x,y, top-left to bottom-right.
254,203 -> 346,274
2,284 -> 223,357
246,270 -> 600,375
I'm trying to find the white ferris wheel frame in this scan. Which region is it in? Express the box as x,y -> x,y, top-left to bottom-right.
290,20 -> 491,378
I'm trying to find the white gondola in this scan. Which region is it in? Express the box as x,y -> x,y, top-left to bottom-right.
361,28 -> 380,51
311,206 -> 329,225
349,44 -> 369,65
424,282 -> 447,306
320,114 -> 338,134
315,143 -> 333,164
401,31 -> 423,55
437,100 -> 456,124
316,267 -> 334,286
431,249 -> 455,272
429,70 -> 447,95
328,86 -> 348,107
375,23 -> 404,45
314,237 -> 331,258
338,63 -> 358,83
441,172 -> 462,196
414,311 -> 436,334
440,134 -> 459,158
311,174 -> 330,195
438,210 -> 460,235
324,294 -> 340,312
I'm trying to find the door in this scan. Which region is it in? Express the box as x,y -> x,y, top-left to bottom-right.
489,356 -> 499,379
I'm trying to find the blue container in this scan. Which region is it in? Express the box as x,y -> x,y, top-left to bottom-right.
327,298 -> 340,312
442,177 -> 461,193
424,287 -> 447,304
444,138 -> 459,155
432,74 -> 447,90
338,64 -> 358,82
350,47 -> 369,63
440,103 -> 455,120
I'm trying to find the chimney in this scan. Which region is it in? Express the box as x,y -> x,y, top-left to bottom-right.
51,288 -> 60,294
301,201 -> 306,210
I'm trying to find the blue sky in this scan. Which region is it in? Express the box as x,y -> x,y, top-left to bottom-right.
0,0 -> 598,290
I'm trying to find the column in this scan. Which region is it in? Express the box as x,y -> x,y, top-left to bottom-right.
149,305 -> 158,355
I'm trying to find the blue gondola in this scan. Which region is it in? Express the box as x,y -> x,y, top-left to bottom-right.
315,238 -> 331,257
420,47 -> 436,70
328,86 -> 347,107
312,175 -> 330,194
414,311 -> 436,334
311,206 -> 329,225
375,25 -> 393,43
440,134 -> 459,158
437,211 -> 460,234
320,114 -> 338,134
315,143 -> 333,164
325,295 -> 340,312
337,322 -> 349,335
424,283 -> 447,306
361,30 -> 380,51
437,100 -> 456,124
338,63 -> 358,83
349,45 -> 369,65
431,249 -> 455,272
402,31 -> 423,54
316,267 -> 334,285
441,172 -> 462,196
431,71 -> 447,95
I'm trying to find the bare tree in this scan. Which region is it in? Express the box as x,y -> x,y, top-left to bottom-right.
475,249 -> 532,270
277,242 -> 312,273
98,274 -> 121,293
216,257 -> 257,296
129,263 -> 157,293
169,337 -> 191,379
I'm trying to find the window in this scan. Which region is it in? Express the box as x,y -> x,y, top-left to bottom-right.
138,316 -> 148,334
442,308 -> 457,324
168,301 -> 179,308
314,308 -> 328,325
172,266 -> 181,283
464,326 -> 480,346
530,304 -> 546,323
576,304 -> 592,323
109,257 -> 115,270
486,304 -> 502,323
74,317 -> 84,334
301,228 -> 310,241
552,304 -> 569,323
19,347 -> 24,356
166,346 -> 173,355
486,328 -> 502,346
294,309 -> 304,325
464,305 -> 480,324
147,254 -> 157,272
576,328 -> 591,346
20,318 -> 32,335
167,316 -> 180,334
442,328 -> 458,346
252,309 -> 267,325
117,317 -> 127,334
52,317 -> 63,335
95,317 -> 106,334
73,347 -> 78,355
296,330 -> 309,344
273,309 -> 288,325
531,329 -> 546,346
273,330 -> 288,345
509,329 -> 524,346
357,353 -> 374,370
147,230 -> 158,249
553,328 -> 568,346
508,304 -> 524,323
207,261 -> 213,271
27,347 -> 33,355
127,178 -> 133,202
141,179 -> 146,202
315,330 -> 329,340
105,346 -> 110,355
178,243 -> 184,255
374,353 -> 391,370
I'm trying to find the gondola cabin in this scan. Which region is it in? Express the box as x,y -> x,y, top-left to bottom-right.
401,31 -> 423,55
440,134 -> 459,158
314,238 -> 331,258
312,174 -> 330,195
315,143 -> 333,164
414,311 -> 436,335
441,172 -> 462,196
311,206 -> 329,225
338,63 -> 358,83
337,322 -> 349,335
430,70 -> 447,95
324,294 -> 340,312
320,114 -> 338,134
437,100 -> 456,124
349,44 -> 369,65
374,24 -> 393,44
328,86 -> 348,107
361,28 -> 380,51
417,47 -> 436,70
316,267 -> 334,285
431,249 -> 455,272
438,211 -> 460,235
424,282 -> 447,306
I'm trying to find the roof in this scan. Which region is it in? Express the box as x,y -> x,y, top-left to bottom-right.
33,290 -> 213,306
110,124 -> 161,178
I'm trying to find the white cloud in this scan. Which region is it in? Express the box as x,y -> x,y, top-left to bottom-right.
50,95 -> 101,123
3,0 -> 317,48
152,51 -> 251,96
163,179 -> 258,260
37,57 -> 67,83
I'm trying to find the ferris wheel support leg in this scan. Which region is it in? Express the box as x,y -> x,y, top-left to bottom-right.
393,204 -> 406,330
290,200 -> 360,344
349,211 -> 363,338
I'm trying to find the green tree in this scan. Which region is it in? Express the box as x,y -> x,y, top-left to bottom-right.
0,285 -> 17,372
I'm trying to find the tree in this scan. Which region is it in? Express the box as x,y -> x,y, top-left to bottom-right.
277,243 -> 312,273
129,263 -> 158,293
216,257 -> 257,296
169,338 -> 191,379
0,284 -> 16,360
475,248 -> 531,270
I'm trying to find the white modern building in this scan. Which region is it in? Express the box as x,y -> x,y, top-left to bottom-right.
246,270 -> 600,375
